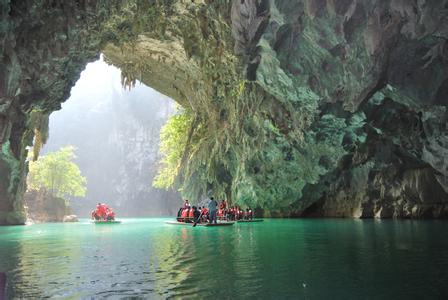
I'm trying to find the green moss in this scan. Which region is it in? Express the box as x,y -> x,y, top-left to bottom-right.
2,141 -> 21,195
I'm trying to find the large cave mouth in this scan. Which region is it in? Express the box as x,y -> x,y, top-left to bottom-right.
1,1 -> 447,225
25,56 -> 181,221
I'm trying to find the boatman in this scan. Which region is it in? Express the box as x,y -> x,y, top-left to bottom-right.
208,197 -> 218,224
183,199 -> 190,209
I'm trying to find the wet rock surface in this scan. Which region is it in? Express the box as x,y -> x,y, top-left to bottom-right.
62,215 -> 79,223
0,0 -> 447,223
24,190 -> 71,223
232,0 -> 448,218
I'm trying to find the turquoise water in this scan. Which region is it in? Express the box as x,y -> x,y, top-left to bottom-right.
0,218 -> 447,298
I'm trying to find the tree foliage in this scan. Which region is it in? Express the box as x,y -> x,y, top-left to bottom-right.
27,146 -> 87,199
153,108 -> 192,190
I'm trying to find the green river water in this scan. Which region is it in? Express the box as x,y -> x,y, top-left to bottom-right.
0,218 -> 447,299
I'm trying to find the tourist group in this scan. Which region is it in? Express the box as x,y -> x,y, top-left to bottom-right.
177,197 -> 254,224
91,203 -> 116,221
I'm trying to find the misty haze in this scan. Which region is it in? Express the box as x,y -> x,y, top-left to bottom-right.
38,56 -> 180,217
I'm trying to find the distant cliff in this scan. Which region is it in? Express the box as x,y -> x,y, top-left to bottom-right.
43,60 -> 180,217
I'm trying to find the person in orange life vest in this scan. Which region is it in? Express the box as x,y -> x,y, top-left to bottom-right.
98,203 -> 108,219
102,203 -> 109,219
219,200 -> 226,219
183,199 -> 190,209
235,206 -> 242,220
188,207 -> 194,222
201,206 -> 208,222
228,207 -> 234,220
181,207 -> 189,222
201,206 -> 208,215
96,203 -> 104,219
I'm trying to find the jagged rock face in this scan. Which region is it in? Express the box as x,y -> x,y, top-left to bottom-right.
0,0 -> 447,224
233,0 -> 448,217
24,190 -> 71,223
0,0 -> 123,224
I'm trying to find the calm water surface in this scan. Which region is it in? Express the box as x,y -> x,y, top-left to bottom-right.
0,218 -> 447,299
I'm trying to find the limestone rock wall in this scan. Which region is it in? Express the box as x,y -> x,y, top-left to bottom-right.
24,190 -> 71,223
233,0 -> 448,218
0,0 -> 121,224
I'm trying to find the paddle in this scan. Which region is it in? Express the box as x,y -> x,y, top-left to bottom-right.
193,210 -> 204,227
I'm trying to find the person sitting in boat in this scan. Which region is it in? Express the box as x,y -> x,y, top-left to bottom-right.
193,206 -> 201,223
201,206 -> 208,222
95,203 -> 103,220
188,207 -> 194,223
91,210 -> 100,220
227,207 -> 234,220
183,199 -> 190,209
106,208 -> 115,221
244,208 -> 251,220
180,207 -> 189,222
217,208 -> 224,220
234,206 -> 242,220
96,203 -> 102,218
219,200 -> 227,210
247,208 -> 253,220
97,203 -> 109,220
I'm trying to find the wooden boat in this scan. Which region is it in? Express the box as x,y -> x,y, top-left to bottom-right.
237,219 -> 264,223
166,221 -> 235,227
93,220 -> 121,224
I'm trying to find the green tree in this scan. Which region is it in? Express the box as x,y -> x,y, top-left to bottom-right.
153,109 -> 192,190
27,146 -> 87,199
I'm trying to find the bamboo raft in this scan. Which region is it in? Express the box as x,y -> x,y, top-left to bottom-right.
93,220 -> 121,224
166,221 -> 235,227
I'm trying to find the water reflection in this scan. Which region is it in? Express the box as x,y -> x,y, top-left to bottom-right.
0,219 -> 447,298
1,223 -> 88,298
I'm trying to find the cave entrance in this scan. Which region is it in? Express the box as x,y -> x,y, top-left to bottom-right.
26,55 -> 180,221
